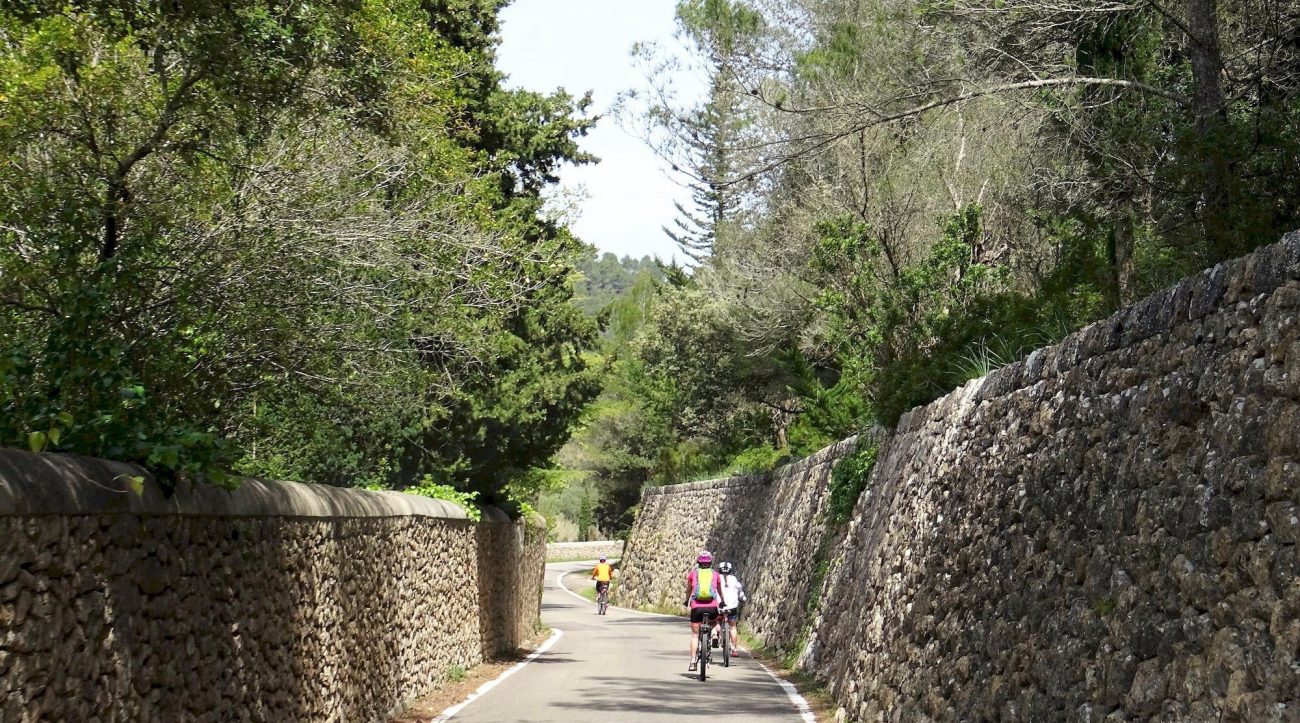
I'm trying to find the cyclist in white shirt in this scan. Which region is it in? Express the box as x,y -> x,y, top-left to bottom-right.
714,561 -> 747,654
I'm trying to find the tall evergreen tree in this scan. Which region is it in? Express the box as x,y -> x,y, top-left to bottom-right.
638,0 -> 763,262
663,73 -> 748,261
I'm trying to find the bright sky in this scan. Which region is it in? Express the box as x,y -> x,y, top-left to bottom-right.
497,0 -> 703,263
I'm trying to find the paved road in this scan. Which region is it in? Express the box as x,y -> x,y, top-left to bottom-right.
448,561 -> 811,722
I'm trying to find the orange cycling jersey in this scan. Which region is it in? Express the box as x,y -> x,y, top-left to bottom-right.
592,563 -> 612,582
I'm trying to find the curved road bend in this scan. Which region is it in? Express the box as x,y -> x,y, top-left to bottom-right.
447,561 -> 811,722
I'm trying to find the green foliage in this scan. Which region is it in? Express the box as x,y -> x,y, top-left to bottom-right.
0,0 -> 599,506
554,275 -> 774,534
808,207 -> 1108,426
580,0 -> 1300,547
723,444 -> 790,475
406,476 -> 482,522
676,0 -> 765,57
778,349 -> 871,457
576,491 -> 595,541
572,252 -> 664,318
796,20 -> 868,83
1091,598 -> 1117,617
446,665 -> 466,683
826,443 -> 878,525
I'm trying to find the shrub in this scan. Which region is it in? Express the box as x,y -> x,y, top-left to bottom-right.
826,443 -> 878,524
724,444 -> 791,475
406,475 -> 481,522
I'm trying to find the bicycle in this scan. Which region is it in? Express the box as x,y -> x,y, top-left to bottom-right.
595,581 -> 609,615
696,609 -> 718,681
716,607 -> 732,667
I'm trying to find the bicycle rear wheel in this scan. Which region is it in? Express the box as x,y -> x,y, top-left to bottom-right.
722,622 -> 731,667
697,628 -> 709,681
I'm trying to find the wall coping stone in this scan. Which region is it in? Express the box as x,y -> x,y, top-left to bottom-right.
0,448 -> 470,519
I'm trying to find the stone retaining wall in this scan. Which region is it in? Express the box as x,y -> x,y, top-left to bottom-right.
618,436 -> 865,648
477,508 -> 547,658
621,232 -> 1300,720
545,540 -> 626,561
0,450 -> 545,723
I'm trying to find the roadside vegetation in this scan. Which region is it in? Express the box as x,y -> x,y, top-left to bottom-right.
6,0 -> 1300,538
738,630 -> 837,722
0,0 -> 598,511
563,0 -> 1300,535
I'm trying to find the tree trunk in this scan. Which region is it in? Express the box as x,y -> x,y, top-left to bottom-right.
1186,0 -> 1235,261
1109,203 -> 1136,306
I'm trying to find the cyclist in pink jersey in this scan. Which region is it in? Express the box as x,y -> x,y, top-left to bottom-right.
684,550 -> 722,671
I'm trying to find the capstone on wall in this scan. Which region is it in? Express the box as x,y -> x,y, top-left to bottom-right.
621,233 -> 1300,721
0,451 -> 545,723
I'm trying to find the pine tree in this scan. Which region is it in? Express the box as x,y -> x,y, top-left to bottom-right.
663,76 -> 748,261
657,0 -> 763,262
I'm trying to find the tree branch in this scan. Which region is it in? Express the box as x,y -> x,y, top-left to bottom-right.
721,76 -> 1189,187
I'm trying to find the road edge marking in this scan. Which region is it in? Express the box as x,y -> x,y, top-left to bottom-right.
432,628 -> 564,722
749,653 -> 818,723
552,563 -> 815,721
553,564 -> 678,618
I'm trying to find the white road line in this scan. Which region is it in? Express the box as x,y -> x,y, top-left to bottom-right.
552,567 -> 672,618
432,628 -> 564,722
551,564 -> 817,721
749,654 -> 818,723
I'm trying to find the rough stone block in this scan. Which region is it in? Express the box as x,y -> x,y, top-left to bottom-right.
1190,263 -> 1231,320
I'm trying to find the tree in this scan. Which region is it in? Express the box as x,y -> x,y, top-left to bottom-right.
577,491 -> 595,542
662,72 -> 751,261
597,0 -> 1300,508
0,1 -> 602,509
623,0 -> 765,262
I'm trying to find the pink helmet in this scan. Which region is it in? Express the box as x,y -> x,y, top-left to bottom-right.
696,550 -> 713,564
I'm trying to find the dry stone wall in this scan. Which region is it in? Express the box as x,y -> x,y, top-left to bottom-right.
618,437 -> 862,649
0,450 -> 545,723
545,540 -> 626,561
476,508 -> 547,659
621,232 -> 1300,721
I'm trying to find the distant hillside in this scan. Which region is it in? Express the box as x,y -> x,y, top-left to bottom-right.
572,251 -> 665,317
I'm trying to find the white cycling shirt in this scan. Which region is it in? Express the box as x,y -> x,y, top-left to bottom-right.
717,573 -> 745,609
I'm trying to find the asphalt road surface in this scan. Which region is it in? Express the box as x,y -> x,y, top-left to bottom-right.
446,561 -> 812,722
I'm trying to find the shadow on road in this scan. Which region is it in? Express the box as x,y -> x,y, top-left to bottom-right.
548,674 -> 797,717
541,602 -> 576,611
596,615 -> 682,626
522,655 -> 580,665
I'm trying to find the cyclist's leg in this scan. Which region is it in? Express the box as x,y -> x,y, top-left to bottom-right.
689,607 -> 702,669
707,605 -> 716,638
